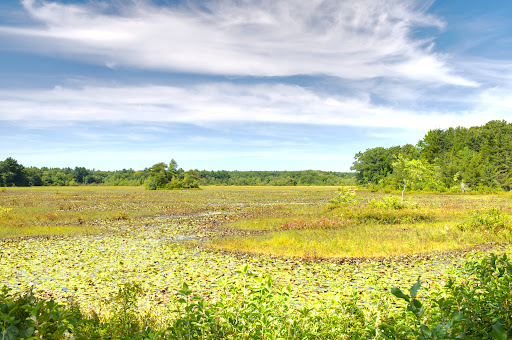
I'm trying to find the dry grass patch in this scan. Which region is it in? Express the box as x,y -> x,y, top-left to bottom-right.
210,220 -> 510,258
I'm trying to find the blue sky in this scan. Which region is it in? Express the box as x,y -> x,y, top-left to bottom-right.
1,0 -> 512,171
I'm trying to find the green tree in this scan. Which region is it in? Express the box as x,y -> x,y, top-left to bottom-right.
0,157 -> 29,187
392,154 -> 444,204
146,162 -> 169,189
351,146 -> 400,185
74,166 -> 89,184
417,129 -> 444,164
25,167 -> 44,186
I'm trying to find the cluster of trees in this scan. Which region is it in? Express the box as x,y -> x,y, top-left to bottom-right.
0,158 -> 354,188
351,120 -> 512,192
0,157 -> 29,187
144,160 -> 200,190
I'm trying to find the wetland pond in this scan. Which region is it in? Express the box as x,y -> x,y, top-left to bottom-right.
0,186 -> 511,315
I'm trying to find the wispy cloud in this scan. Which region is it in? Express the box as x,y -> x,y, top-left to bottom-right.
1,0 -> 510,171
0,83 -> 504,130
0,0 -> 476,86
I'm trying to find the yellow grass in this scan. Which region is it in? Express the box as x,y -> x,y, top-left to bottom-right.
211,220 -> 508,258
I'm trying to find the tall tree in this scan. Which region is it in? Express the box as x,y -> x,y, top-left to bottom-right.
0,157 -> 29,187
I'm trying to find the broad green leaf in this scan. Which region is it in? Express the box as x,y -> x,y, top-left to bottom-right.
420,324 -> 432,337
410,280 -> 421,299
391,288 -> 409,301
451,313 -> 463,323
492,322 -> 507,340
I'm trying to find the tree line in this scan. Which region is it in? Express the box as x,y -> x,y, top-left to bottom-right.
351,120 -> 512,192
0,158 -> 355,188
0,158 -> 147,187
196,170 -> 354,186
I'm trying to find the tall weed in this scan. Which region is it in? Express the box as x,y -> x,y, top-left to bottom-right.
457,208 -> 510,232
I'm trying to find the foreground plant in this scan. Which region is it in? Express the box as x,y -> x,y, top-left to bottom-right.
387,253 -> 512,339
2,253 -> 512,339
167,265 -> 367,339
0,287 -> 76,340
368,195 -> 404,210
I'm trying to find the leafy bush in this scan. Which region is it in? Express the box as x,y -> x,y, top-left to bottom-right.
0,287 -> 76,339
387,253 -> 512,339
166,265 -> 367,339
144,176 -> 158,190
457,208 -> 510,232
330,187 -> 357,207
368,195 -> 403,210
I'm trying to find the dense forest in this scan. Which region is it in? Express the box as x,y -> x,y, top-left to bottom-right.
0,158 -> 355,188
351,120 -> 512,192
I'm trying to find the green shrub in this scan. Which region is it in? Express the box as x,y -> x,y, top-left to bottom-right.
368,195 -> 403,210
387,253 -> 512,339
144,177 -> 158,190
0,286 -> 77,339
166,265 -> 367,339
330,187 -> 357,207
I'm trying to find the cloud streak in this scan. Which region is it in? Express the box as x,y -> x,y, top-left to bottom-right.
0,0 -> 476,86
0,83 -> 503,130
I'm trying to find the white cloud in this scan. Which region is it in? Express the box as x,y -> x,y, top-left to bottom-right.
477,87 -> 512,113
0,83 -> 504,130
0,0 -> 476,86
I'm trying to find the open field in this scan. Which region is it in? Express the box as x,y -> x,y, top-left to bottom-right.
0,186 -> 511,337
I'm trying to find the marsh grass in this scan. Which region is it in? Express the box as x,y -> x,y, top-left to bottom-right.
1,186 -> 512,338
211,220 -> 509,258
211,191 -> 512,259
330,205 -> 441,224
2,186 -> 512,259
0,225 -> 102,238
0,185 -> 339,238
224,217 -> 290,230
